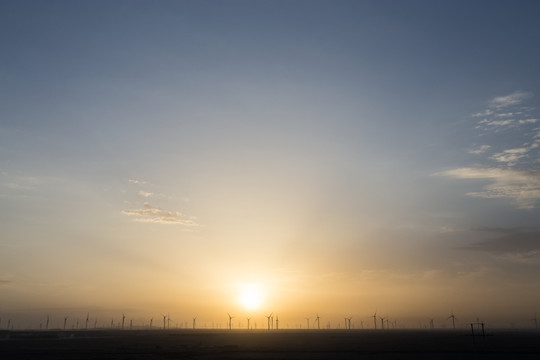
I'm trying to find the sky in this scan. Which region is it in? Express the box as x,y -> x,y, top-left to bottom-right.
1,0 -> 540,330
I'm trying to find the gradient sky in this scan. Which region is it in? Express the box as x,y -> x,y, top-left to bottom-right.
1,0 -> 540,329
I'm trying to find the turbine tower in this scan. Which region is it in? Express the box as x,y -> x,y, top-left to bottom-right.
315,314 -> 320,330
531,313 -> 538,330
86,313 -> 89,330
63,316 -> 68,330
246,317 -> 251,330
265,313 -> 273,331
193,317 -> 197,329
345,317 -> 352,330
448,312 -> 456,329
379,316 -> 385,330
46,315 -> 49,330
121,313 -> 126,330
227,313 -> 234,330
373,312 -> 377,329
276,315 -> 279,330
162,314 -> 167,329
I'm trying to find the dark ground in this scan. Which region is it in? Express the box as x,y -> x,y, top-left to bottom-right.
1,329 -> 539,359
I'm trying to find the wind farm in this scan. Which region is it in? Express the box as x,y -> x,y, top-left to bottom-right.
1,313 -> 540,360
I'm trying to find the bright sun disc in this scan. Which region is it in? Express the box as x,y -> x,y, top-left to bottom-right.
239,284 -> 264,310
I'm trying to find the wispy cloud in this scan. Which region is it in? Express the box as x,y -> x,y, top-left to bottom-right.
463,228 -> 540,264
490,147 -> 530,165
439,91 -> 540,208
128,179 -> 147,185
489,91 -> 532,109
437,167 -> 540,209
0,273 -> 14,285
122,202 -> 198,225
138,190 -> 153,198
468,145 -> 491,155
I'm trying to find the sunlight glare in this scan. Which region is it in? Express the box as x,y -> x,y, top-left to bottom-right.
238,283 -> 264,310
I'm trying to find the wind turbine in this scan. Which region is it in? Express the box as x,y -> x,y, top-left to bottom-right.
344,317 -> 352,330
265,313 -> 273,331
7,319 -> 11,330
46,315 -> 49,330
379,316 -> 385,330
111,318 -> 114,329
63,316 -> 68,330
531,313 -> 538,330
94,318 -> 98,329
167,314 -> 171,329
429,318 -> 434,329
305,317 -> 310,329
86,313 -> 89,330
227,313 -> 234,330
373,312 -> 377,329
246,317 -> 251,330
193,317 -> 197,329
448,312 -> 456,329
276,315 -> 279,330
150,318 -> 153,329
162,314 -> 166,329
315,314 -> 320,330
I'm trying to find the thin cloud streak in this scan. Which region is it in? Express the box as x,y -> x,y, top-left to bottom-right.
436,167 -> 540,209
122,202 -> 198,226
489,91 -> 532,109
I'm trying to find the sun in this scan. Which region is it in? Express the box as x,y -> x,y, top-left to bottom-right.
238,283 -> 264,310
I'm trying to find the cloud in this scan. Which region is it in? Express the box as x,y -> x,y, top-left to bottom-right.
436,167 -> 540,209
0,273 -> 14,285
489,91 -> 532,109
463,228 -> 540,263
472,109 -> 494,118
122,202 -> 198,225
480,119 -> 515,127
518,118 -> 538,124
468,145 -> 491,155
138,190 -> 153,198
490,147 -> 529,165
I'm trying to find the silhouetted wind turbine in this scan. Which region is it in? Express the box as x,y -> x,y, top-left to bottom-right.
162,314 -> 166,329
193,317 -> 197,329
305,317 -> 310,329
121,313 -> 125,330
265,313 -> 273,331
85,313 -> 89,330
7,319 -> 11,329
373,312 -> 377,329
315,314 -> 320,330
63,316 -> 68,330
94,318 -> 98,329
448,312 -> 456,329
276,315 -> 279,330
111,318 -> 114,328
246,317 -> 251,330
531,313 -> 538,330
167,314 -> 171,329
345,317 -> 352,330
379,316 -> 385,330
227,313 -> 234,330
46,315 -> 49,330
429,318 -> 434,329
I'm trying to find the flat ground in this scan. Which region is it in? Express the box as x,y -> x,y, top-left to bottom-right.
1,329 -> 539,359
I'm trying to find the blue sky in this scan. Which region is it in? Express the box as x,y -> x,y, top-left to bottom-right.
1,0 -> 540,328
